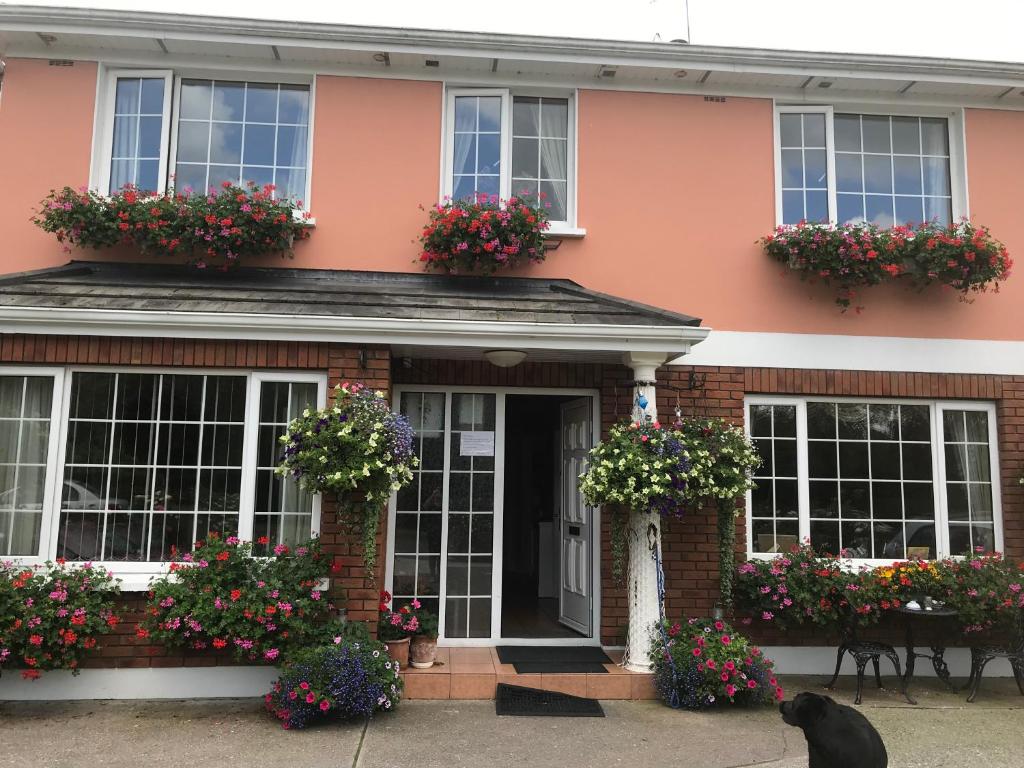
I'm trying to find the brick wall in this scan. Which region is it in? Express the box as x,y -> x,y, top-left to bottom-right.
3,333 -> 1020,658
0,334 -> 391,668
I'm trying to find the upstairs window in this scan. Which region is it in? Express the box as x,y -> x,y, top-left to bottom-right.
94,69 -> 312,204
444,88 -> 575,226
776,107 -> 962,227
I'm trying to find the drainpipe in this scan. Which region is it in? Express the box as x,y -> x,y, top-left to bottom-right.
621,352 -> 668,673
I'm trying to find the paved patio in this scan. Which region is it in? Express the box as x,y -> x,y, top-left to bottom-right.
1,675 -> 1021,768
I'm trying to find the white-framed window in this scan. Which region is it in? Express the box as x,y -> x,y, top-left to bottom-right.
745,396 -> 1002,565
443,87 -> 577,228
93,67 -> 313,205
0,366 -> 326,582
774,105 -> 966,227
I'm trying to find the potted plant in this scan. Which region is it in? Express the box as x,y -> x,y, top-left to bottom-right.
276,382 -> 418,577
418,192 -> 551,274
409,605 -> 440,669
759,220 -> 1012,311
377,591 -> 422,669
33,181 -> 312,270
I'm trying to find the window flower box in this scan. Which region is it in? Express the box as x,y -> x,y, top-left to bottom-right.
419,194 -> 551,274
33,182 -> 312,270
760,221 -> 1012,310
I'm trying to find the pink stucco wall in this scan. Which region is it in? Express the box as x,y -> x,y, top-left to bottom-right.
1,58 -> 1021,341
0,58 -> 97,270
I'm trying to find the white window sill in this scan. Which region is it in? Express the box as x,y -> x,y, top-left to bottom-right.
546,223 -> 586,238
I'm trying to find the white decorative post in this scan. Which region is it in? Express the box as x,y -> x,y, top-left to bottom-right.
622,352 -> 667,673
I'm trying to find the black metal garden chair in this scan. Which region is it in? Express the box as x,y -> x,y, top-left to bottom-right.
822,611 -> 905,705
965,608 -> 1024,703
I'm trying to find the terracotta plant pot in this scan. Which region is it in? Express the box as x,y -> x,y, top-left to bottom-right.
410,635 -> 438,669
384,636 -> 410,670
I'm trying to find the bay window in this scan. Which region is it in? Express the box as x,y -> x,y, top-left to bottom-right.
444,88 -> 576,228
94,68 -> 312,203
775,106 -> 964,227
746,397 -> 1001,563
0,367 -> 325,581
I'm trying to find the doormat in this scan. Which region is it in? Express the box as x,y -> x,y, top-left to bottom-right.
496,645 -> 612,674
495,683 -> 605,717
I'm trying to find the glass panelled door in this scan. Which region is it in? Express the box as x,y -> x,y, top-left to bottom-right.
393,391 -> 499,639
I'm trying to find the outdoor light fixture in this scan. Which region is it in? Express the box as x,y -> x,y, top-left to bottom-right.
483,350 -> 527,368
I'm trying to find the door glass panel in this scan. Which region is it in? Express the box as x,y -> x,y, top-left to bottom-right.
394,392 -> 447,619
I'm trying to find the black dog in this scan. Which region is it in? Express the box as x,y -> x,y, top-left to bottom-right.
780,692 -> 887,768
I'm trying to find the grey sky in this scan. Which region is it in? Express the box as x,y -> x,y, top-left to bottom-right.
6,0 -> 1024,62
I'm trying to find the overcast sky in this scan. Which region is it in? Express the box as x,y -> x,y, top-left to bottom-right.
7,0 -> 1024,63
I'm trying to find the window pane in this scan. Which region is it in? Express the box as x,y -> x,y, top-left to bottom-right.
58,373 -> 245,562
513,96 -> 539,136
779,114 -> 802,148
109,77 -> 165,193
174,79 -> 309,201
832,114 -> 950,228
778,113 -> 829,224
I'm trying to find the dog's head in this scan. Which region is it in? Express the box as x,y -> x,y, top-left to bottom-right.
779,692 -> 834,729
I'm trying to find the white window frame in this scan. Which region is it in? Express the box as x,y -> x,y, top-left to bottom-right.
91,68 -> 174,196
91,66 -> 316,209
772,103 -> 969,227
744,395 -> 1002,568
0,367 -> 66,567
441,86 -> 581,235
2,366 -> 326,589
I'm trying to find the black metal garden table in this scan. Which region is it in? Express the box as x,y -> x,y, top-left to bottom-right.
897,604 -> 959,705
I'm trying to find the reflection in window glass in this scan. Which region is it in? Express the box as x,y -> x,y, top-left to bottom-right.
778,112 -> 829,225
451,96 -> 502,203
174,79 -> 310,201
807,402 -> 935,560
58,372 -> 246,562
109,76 -> 165,193
943,410 -> 995,555
835,114 -> 951,227
511,96 -> 569,222
253,381 -> 318,554
749,404 -> 799,553
0,376 -> 54,556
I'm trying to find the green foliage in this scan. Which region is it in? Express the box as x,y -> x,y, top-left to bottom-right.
276,382 -> 418,577
33,182 -> 311,269
143,534 -> 340,664
760,220 -> 1012,310
651,617 -> 783,709
419,194 -> 551,273
0,560 -> 120,679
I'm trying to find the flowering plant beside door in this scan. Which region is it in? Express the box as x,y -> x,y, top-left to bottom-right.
277,382 -> 419,577
578,419 -> 693,582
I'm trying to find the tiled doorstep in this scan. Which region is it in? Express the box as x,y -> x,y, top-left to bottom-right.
400,647 -> 657,701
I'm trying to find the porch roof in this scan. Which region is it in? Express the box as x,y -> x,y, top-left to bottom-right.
0,262 -> 709,361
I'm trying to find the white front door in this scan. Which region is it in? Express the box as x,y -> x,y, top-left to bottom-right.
558,397 -> 593,635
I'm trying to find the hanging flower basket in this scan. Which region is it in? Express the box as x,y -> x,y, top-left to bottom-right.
418,193 -> 551,274
276,382 -> 418,578
33,181 -> 312,270
760,220 -> 1012,310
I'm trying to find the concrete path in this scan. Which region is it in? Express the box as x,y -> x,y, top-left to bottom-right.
1,675 -> 1021,768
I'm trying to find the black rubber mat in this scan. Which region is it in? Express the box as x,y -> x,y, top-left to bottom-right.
495,683 -> 605,717
495,645 -> 612,674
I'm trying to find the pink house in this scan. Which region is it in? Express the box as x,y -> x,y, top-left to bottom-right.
0,6 -> 1021,699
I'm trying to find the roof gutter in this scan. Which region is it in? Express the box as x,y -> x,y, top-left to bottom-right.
0,305 -> 711,356
1,6 -> 1023,84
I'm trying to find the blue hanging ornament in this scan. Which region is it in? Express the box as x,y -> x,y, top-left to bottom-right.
636,393 -> 649,410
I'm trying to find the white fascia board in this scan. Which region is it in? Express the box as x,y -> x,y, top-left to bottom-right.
3,7 -> 1024,89
673,329 -> 1024,376
0,306 -> 710,356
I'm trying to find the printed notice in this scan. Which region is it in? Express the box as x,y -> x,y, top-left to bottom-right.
460,431 -> 495,457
